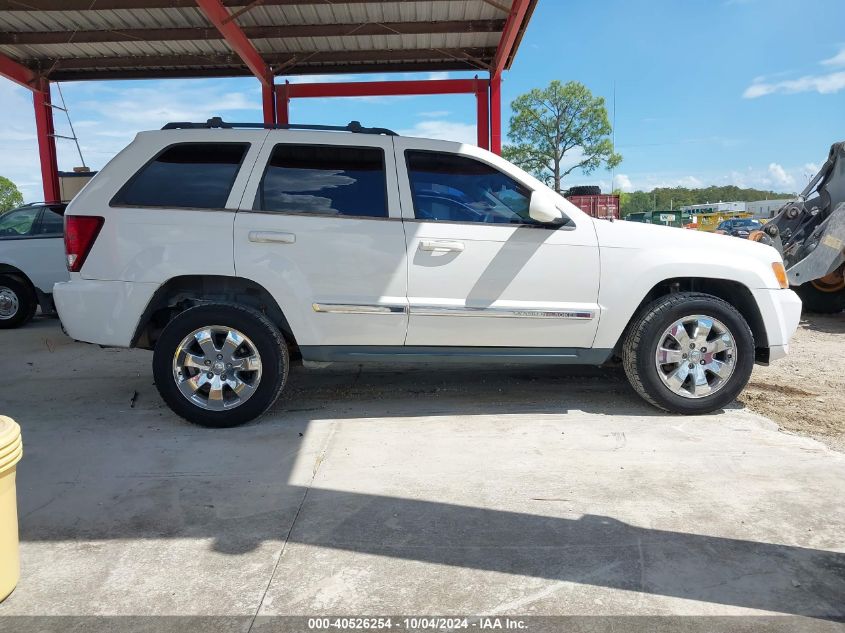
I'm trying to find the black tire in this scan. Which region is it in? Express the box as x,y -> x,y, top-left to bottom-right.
622,292 -> 755,414
153,304 -> 289,428
794,282 -> 845,314
0,274 -> 37,329
566,185 -> 602,197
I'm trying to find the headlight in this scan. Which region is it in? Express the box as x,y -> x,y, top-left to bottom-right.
772,262 -> 789,289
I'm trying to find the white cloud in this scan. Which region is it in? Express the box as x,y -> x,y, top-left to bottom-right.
725,163 -> 811,191
821,46 -> 845,67
419,110 -> 451,118
613,174 -> 633,192
0,82 -> 41,201
397,120 -> 477,145
284,73 -> 369,84
743,71 -> 845,98
743,46 -> 845,98
599,165 -> 818,193
767,162 -> 795,188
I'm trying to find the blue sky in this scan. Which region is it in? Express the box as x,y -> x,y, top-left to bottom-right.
2,0 -> 844,201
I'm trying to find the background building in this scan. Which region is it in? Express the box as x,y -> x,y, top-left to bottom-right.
679,201 -> 746,214
747,199 -> 794,220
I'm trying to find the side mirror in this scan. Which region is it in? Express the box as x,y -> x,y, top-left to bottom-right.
528,191 -> 564,224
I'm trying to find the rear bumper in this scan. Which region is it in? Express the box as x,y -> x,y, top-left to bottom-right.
54,278 -> 158,347
751,288 -> 802,363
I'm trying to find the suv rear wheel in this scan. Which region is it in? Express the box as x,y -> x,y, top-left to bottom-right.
622,292 -> 754,414
0,275 -> 37,329
153,304 -> 289,427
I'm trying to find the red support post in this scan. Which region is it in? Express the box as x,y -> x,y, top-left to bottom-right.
33,80 -> 60,203
262,82 -> 275,125
490,73 -> 502,156
276,82 -> 289,125
475,78 -> 489,150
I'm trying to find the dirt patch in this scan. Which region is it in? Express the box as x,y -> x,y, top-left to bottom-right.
739,313 -> 845,452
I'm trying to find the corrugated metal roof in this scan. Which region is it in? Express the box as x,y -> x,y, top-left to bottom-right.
0,0 -> 536,81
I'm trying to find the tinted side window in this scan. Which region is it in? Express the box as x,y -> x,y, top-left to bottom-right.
0,207 -> 40,238
113,143 -> 248,209
254,144 -> 387,218
406,151 -> 534,225
36,208 -> 64,236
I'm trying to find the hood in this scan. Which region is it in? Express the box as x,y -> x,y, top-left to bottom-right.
592,218 -> 782,263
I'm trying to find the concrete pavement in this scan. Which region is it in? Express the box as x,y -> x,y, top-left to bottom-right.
0,318 -> 843,626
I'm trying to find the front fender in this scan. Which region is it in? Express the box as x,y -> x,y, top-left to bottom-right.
593,244 -> 781,349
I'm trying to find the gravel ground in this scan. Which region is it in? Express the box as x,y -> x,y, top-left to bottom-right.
739,312 -> 845,452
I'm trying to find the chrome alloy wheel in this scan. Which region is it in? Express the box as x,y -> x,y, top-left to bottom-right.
0,287 -> 19,320
172,326 -> 263,411
654,314 -> 737,399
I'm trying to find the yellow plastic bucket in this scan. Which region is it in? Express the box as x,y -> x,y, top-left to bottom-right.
0,416 -> 22,602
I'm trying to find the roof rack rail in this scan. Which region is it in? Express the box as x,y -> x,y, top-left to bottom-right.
162,117 -> 397,136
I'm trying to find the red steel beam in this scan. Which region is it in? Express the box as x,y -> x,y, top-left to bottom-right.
0,51 -> 39,90
278,78 -> 491,150
0,20 -> 505,45
33,82 -> 61,203
491,0 -> 532,77
1,0 -> 400,8
195,0 -> 272,87
261,83 -> 275,125
283,79 -> 480,100
276,82 -> 290,125
475,79 -> 489,150
490,73 -> 502,155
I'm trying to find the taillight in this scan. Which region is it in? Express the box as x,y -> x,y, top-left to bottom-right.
64,215 -> 104,272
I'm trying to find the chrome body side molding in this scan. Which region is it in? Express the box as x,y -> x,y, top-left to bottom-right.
312,303 -> 406,314
410,305 -> 595,320
313,302 -> 596,320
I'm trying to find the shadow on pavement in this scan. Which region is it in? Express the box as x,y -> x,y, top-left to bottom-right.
4,324 -> 843,620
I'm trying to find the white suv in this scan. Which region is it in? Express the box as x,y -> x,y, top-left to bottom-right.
54,119 -> 801,427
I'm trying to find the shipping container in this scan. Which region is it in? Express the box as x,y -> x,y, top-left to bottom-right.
565,194 -> 620,219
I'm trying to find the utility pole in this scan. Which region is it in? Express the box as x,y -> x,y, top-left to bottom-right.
610,81 -> 616,193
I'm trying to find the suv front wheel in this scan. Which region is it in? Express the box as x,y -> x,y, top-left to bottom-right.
153,304 -> 289,427
622,292 -> 755,414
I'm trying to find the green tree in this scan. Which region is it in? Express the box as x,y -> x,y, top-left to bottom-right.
618,185 -> 797,216
503,80 -> 621,193
0,176 -> 24,212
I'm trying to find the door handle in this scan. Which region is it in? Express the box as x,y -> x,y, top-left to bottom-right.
248,231 -> 296,244
419,239 -> 465,253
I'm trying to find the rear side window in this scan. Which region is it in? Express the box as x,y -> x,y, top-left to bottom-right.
0,207 -> 39,238
253,144 -> 387,218
36,207 -> 64,236
113,143 -> 248,209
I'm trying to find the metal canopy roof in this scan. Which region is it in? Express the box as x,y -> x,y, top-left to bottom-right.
0,0 -> 537,81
